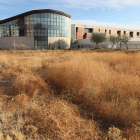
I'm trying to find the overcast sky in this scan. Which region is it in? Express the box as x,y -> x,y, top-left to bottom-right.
0,0 -> 140,30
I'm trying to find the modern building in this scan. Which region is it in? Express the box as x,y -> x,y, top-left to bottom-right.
0,9 -> 71,50
71,24 -> 140,45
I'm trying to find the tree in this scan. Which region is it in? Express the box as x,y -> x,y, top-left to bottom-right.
90,32 -> 107,48
71,34 -> 75,45
109,35 -> 121,49
120,35 -> 130,49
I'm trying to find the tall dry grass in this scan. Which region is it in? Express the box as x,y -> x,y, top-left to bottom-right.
0,49 -> 140,139
46,52 -> 140,125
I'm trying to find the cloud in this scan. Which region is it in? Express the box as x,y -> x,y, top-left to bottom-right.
33,0 -> 140,10
0,0 -> 29,5
1,0 -> 140,11
72,20 -> 140,30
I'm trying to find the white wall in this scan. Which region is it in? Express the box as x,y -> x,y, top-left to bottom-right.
71,24 -> 76,39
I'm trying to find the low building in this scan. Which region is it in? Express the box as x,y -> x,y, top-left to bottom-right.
0,9 -> 71,50
71,24 -> 140,46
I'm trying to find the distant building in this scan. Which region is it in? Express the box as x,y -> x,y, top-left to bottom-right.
71,24 -> 140,45
0,9 -> 71,50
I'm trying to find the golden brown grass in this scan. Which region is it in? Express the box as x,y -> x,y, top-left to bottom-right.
0,49 -> 140,139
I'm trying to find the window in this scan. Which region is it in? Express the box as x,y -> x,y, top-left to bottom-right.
85,28 -> 93,33
130,32 -> 133,37
117,31 -> 121,36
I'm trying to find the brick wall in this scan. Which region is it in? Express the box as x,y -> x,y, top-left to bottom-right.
76,27 -> 84,39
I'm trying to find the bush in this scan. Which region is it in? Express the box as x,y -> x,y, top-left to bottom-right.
58,43 -> 62,49
49,43 -> 51,50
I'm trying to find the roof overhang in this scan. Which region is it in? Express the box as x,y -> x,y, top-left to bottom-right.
0,9 -> 71,24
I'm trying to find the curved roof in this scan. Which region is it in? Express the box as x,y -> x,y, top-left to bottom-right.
0,9 -> 71,24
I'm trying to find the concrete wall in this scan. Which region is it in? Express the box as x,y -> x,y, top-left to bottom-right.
0,37 -> 34,50
71,24 -> 76,39
0,36 -> 71,50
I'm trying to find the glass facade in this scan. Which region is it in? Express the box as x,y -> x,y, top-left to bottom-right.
0,13 -> 71,49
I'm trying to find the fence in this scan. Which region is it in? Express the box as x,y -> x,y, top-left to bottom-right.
71,42 -> 140,50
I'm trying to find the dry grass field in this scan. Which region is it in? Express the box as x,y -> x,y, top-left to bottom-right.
0,49 -> 140,140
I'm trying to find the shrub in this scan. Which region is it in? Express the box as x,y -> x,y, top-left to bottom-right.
49,43 -> 51,50
58,43 -> 62,49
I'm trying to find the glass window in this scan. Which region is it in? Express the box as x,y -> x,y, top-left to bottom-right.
41,13 -> 45,18
47,18 -> 51,21
33,17 -> 38,21
45,13 -> 48,17
41,33 -> 45,36
85,29 -> 89,33
45,33 -> 48,36
30,17 -> 34,20
57,14 -> 59,19
44,41 -> 48,45
34,32 -> 38,36
54,14 -> 57,18
51,13 -> 53,18
57,22 -> 60,26
45,18 -> 47,21
37,14 -> 41,18
47,13 -> 51,17
41,41 -> 44,45
40,18 -> 45,21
